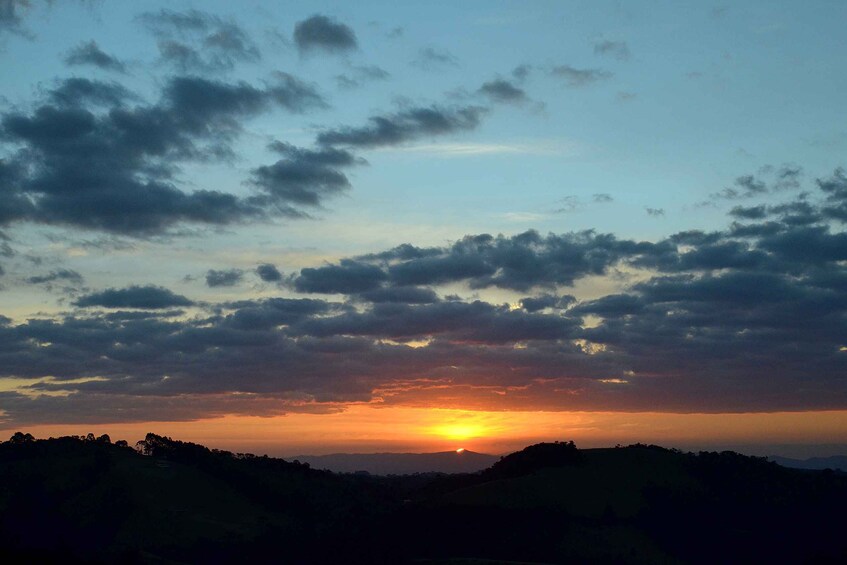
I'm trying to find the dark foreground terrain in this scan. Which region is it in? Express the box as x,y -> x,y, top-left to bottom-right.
1,433 -> 846,564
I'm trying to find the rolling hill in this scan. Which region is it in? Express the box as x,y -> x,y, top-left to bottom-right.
2,434 -> 846,564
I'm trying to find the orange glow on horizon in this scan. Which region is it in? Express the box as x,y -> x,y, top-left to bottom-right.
4,405 -> 847,457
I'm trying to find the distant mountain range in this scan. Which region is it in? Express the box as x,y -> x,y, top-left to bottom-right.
770,454 -> 847,472
292,449 -> 498,475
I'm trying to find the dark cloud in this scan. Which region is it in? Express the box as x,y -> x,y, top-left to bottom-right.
249,141 -> 362,207
729,205 -> 768,220
646,207 -> 665,217
412,47 -> 458,70
26,268 -> 83,285
317,105 -> 486,148
293,14 -> 357,54
551,65 -> 612,87
357,286 -> 439,304
593,193 -> 613,203
477,79 -> 527,104
75,285 -> 193,308
593,40 -> 630,61
47,77 -> 133,108
520,294 -> 576,312
64,40 -> 127,73
139,9 -> 260,72
0,74 -> 327,236
2,168 -> 847,425
317,230 -> 658,292
294,260 -> 388,294
206,268 -> 244,287
256,263 -> 282,282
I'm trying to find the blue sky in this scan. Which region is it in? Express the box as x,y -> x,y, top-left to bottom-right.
0,1 -> 845,442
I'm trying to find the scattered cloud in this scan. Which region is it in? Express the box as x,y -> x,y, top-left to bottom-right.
593,39 -> 630,61
74,285 -> 193,308
64,40 -> 127,73
477,79 -> 527,104
206,268 -> 244,287
317,105 -> 486,148
412,47 -> 458,70
256,263 -> 282,283
551,64 -> 613,87
294,14 -> 357,54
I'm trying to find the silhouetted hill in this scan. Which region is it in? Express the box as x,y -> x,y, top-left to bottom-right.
293,449 -> 497,475
770,454 -> 847,472
2,434 -> 846,564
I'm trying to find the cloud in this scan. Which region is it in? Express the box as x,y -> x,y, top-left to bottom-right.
26,269 -> 83,285
335,64 -> 390,89
477,79 -> 527,104
512,64 -> 532,81
293,14 -> 357,54
74,285 -> 193,308
205,268 -> 244,287
64,40 -> 127,73
256,263 -> 282,282
593,193 -> 614,203
645,207 -> 665,217
139,9 -> 260,72
317,105 -> 486,148
294,260 -> 388,294
0,0 -> 30,37
710,167 -> 805,202
551,65 -> 613,87
356,286 -> 439,304
593,40 -> 630,61
0,74 -> 327,236
2,168 -> 847,425
412,47 -> 458,70
249,141 -> 362,209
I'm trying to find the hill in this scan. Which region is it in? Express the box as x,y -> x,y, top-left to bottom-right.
2,434 -> 846,564
292,449 -> 498,475
770,454 -> 847,472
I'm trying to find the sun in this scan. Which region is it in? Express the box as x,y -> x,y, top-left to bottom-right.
456,447 -> 465,453
430,422 -> 485,441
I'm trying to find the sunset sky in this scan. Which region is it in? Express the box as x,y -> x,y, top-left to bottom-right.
1,0 -> 846,457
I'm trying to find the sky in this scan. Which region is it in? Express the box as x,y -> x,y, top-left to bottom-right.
0,0 -> 846,456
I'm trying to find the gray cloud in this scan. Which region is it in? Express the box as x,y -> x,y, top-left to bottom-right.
206,268 -> 244,287
139,9 -> 260,72
0,0 -> 30,37
412,47 -> 458,70
249,141 -> 362,208
593,40 -> 630,61
26,268 -> 83,285
75,285 -> 193,308
256,263 -> 282,282
293,14 -> 357,54
335,64 -> 390,89
64,40 -> 127,73
477,79 -> 527,104
317,105 -> 486,148
0,74 -> 327,236
551,65 -> 612,87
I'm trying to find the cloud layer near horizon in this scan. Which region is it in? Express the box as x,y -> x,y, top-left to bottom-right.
1,169 -> 845,425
